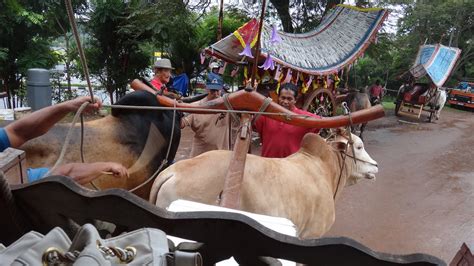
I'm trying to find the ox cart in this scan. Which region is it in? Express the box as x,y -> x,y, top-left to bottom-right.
395,83 -> 439,122
0,3 -> 447,265
206,5 -> 388,117
395,44 -> 461,122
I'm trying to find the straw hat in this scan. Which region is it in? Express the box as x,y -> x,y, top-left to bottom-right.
154,58 -> 174,69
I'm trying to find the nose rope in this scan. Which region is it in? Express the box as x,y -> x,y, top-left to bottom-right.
339,152 -> 378,167
333,142 -> 349,200
342,102 -> 357,165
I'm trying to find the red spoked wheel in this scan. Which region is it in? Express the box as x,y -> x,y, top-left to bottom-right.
302,88 -> 337,117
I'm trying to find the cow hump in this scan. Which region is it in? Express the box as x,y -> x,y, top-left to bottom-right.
299,133 -> 332,158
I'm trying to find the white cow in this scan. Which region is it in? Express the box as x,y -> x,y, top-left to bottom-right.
428,88 -> 447,120
149,130 -> 378,239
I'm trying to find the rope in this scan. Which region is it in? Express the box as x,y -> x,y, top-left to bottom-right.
80,114 -> 101,189
65,0 -> 101,189
333,102 -> 356,199
342,153 -> 378,166
44,102 -> 90,177
80,114 -> 85,163
252,97 -> 272,123
223,93 -> 240,122
128,101 -> 177,193
333,143 -> 348,200
342,102 -> 357,165
102,104 -> 315,119
65,0 -> 94,103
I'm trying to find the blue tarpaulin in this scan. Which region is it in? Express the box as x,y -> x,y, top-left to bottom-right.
172,74 -> 189,96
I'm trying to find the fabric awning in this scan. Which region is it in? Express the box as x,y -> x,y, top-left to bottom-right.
206,4 -> 389,76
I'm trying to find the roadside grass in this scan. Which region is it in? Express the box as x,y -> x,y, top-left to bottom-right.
382,101 -> 395,110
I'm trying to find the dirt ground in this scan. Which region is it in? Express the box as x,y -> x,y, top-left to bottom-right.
175,106 -> 473,263
326,107 -> 474,263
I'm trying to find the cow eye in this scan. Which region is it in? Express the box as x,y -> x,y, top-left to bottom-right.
357,146 -> 363,150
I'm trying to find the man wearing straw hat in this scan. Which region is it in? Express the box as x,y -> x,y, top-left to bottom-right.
150,58 -> 180,99
0,96 -> 128,184
181,72 -> 232,157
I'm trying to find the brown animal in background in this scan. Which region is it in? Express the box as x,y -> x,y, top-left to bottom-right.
345,89 -> 372,140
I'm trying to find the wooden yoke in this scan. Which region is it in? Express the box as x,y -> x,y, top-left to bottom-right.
131,79 -> 385,128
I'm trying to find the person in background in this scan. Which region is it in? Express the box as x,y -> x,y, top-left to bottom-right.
0,96 -> 128,184
209,62 -> 220,75
181,72 -> 232,157
369,79 -> 384,105
253,83 -> 320,158
150,58 -> 181,99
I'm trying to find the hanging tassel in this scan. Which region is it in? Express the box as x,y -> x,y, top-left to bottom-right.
218,62 -> 227,75
335,73 -> 341,88
293,71 -> 299,84
274,64 -> 282,81
238,42 -> 254,58
200,50 -> 206,65
259,54 -> 275,70
270,25 -> 282,45
283,68 -> 292,84
303,75 -> 314,93
231,66 -> 239,77
244,66 -> 248,79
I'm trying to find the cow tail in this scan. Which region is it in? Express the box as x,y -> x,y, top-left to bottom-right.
149,173 -> 174,205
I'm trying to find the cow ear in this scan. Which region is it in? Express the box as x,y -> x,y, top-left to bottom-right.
330,141 -> 347,151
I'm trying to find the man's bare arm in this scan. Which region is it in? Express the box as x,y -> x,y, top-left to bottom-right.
51,162 -> 128,185
4,96 -> 101,148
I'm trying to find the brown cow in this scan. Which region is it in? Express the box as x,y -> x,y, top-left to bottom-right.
149,130 -> 378,239
345,90 -> 372,140
21,91 -> 181,198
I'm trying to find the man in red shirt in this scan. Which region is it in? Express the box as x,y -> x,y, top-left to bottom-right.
254,83 -> 320,158
369,79 -> 384,104
150,58 -> 179,98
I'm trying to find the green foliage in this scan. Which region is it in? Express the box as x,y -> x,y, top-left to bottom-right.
396,0 -> 474,85
195,7 -> 250,48
84,0 -> 153,101
0,48 -> 8,62
345,0 -> 474,92
0,0 -> 52,107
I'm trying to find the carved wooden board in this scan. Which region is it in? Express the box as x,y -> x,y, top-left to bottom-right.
1,176 -> 445,265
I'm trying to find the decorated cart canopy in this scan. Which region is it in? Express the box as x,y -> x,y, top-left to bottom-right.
409,44 -> 462,87
206,5 -> 389,76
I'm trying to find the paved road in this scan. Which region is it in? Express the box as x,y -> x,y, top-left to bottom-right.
326,108 -> 473,263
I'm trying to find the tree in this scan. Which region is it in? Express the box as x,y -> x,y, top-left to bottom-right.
83,0 -> 152,103
267,0 -> 345,33
0,0 -> 58,108
0,0 -> 89,107
397,0 -> 474,84
42,0 -> 88,96
195,7 -> 249,49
